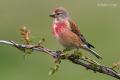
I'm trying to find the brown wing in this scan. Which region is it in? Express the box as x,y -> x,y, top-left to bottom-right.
69,20 -> 86,42
69,20 -> 94,48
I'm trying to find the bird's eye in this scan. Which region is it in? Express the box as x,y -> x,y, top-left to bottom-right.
56,12 -> 62,15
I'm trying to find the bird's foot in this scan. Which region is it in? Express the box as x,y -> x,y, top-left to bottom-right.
63,48 -> 72,52
73,50 -> 83,58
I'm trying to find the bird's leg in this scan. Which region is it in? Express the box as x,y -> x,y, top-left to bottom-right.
61,48 -> 72,59
73,49 -> 83,58
63,47 -> 72,52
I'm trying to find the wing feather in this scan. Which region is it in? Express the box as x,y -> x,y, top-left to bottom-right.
69,20 -> 94,48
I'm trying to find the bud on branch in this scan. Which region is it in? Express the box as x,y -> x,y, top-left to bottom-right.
0,27 -> 120,79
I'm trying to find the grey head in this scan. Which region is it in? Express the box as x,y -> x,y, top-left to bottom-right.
49,7 -> 70,20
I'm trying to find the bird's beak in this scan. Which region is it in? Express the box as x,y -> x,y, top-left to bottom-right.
49,14 -> 55,18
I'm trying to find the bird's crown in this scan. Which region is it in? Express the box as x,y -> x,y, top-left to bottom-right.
53,7 -> 67,13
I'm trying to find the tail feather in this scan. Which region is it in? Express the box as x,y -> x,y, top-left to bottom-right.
82,46 -> 102,59
86,42 -> 95,48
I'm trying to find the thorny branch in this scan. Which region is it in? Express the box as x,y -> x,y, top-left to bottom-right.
0,27 -> 120,79
0,40 -> 120,79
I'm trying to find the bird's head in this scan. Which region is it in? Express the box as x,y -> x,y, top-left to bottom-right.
49,7 -> 70,20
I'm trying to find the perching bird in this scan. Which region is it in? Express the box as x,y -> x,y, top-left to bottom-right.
49,7 -> 102,59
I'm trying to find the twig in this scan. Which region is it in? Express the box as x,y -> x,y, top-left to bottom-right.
0,40 -> 120,79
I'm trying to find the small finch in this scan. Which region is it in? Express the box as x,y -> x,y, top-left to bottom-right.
49,7 -> 102,59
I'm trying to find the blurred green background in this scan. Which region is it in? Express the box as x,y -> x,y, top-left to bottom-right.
0,0 -> 120,80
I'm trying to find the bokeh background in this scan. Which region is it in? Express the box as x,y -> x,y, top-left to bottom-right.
0,0 -> 120,80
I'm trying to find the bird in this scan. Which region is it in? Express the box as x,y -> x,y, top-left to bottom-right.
49,7 -> 102,59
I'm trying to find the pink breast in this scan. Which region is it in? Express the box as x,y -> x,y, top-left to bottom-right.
53,22 -> 67,36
